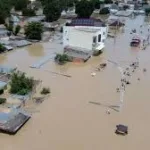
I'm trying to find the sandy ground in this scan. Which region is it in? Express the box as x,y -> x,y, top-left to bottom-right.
0,15 -> 150,150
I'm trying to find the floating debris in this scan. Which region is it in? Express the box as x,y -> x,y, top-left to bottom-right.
106,109 -> 110,114
116,88 -> 120,92
143,68 -> 147,72
126,81 -> 131,85
91,72 -> 96,77
100,63 -> 107,68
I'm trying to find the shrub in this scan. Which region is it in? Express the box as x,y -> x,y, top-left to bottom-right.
41,87 -> 50,95
25,22 -> 43,40
104,0 -> 113,4
10,71 -> 34,95
145,8 -> 150,16
22,8 -> 35,16
55,54 -> 70,64
0,44 -> 5,53
14,25 -> 21,36
123,5 -> 129,10
0,98 -> 6,104
99,7 -> 110,14
0,89 -> 4,95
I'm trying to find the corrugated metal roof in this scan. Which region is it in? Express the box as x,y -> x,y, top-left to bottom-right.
69,18 -> 105,27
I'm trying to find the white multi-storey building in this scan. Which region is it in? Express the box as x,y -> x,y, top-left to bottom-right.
63,18 -> 108,61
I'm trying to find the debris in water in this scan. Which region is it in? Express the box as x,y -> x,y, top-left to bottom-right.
126,81 -> 131,85
116,88 -> 120,92
143,68 -> 147,72
100,63 -> 107,68
91,72 -> 96,77
106,109 -> 110,114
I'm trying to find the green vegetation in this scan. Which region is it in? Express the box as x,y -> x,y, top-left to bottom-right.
0,98 -> 6,104
142,0 -> 148,5
123,5 -> 129,10
75,0 -> 94,18
145,8 -> 150,16
25,22 -> 43,40
14,25 -> 21,36
104,0 -> 113,4
0,0 -> 12,24
13,0 -> 29,11
41,87 -> 50,95
10,71 -> 34,95
22,8 -> 36,16
99,7 -> 110,14
55,54 -> 70,64
43,0 -> 61,22
92,0 -> 101,9
0,89 -> 4,95
0,44 -> 5,53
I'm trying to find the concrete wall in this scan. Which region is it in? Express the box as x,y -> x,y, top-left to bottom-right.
63,26 -> 94,50
63,26 -> 108,51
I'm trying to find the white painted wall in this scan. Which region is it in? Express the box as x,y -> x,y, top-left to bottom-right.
63,26 -> 108,51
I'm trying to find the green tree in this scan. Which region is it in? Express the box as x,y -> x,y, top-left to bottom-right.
142,0 -> 148,5
55,54 -> 70,64
7,24 -> 13,32
0,0 -> 12,24
145,8 -> 150,16
67,0 -> 75,8
14,0 -> 29,11
43,0 -> 61,22
22,8 -> 35,16
99,7 -> 110,14
92,0 -> 101,9
25,22 -> 43,40
123,5 -> 129,10
10,71 -> 34,95
104,0 -> 113,4
0,44 -> 5,53
14,25 -> 21,36
75,0 -> 94,18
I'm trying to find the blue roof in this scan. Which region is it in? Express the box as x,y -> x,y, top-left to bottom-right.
69,18 -> 105,27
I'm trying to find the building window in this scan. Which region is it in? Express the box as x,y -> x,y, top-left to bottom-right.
103,32 -> 105,35
93,36 -> 97,43
98,34 -> 101,42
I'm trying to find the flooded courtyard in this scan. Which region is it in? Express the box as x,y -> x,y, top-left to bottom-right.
0,15 -> 150,150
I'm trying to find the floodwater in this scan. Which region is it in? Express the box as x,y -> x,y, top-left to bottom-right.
0,15 -> 150,150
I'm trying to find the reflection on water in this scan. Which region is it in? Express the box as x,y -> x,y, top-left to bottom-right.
26,43 -> 44,57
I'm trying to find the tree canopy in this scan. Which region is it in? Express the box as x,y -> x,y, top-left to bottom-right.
0,0 -> 12,24
22,8 -> 36,16
25,22 -> 43,40
99,7 -> 110,14
92,0 -> 101,9
75,0 -> 94,18
13,0 -> 29,11
10,71 -> 34,95
43,0 -> 61,22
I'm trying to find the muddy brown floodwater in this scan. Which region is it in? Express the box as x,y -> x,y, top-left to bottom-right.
0,15 -> 150,150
